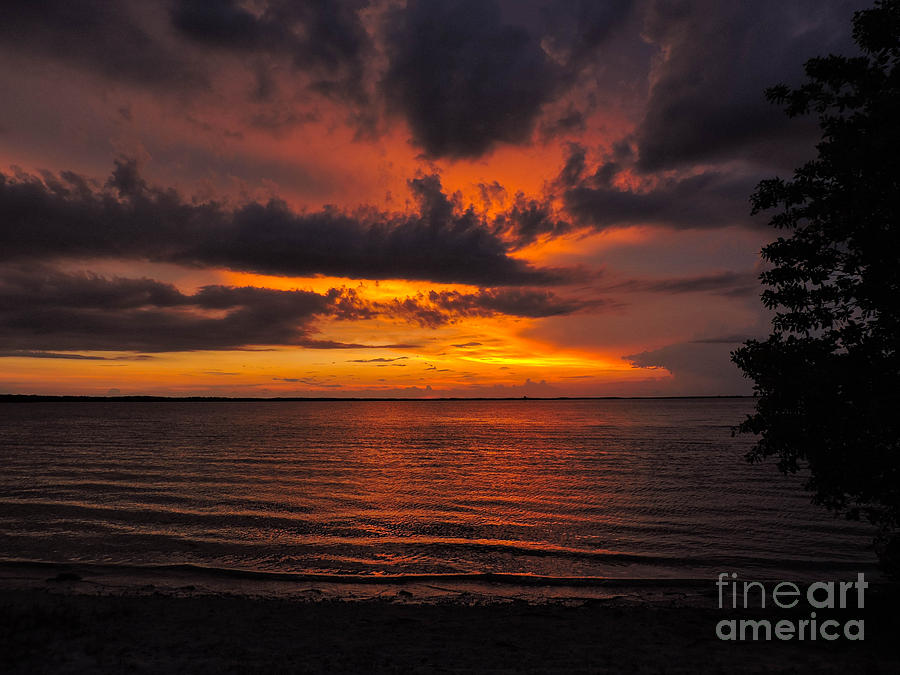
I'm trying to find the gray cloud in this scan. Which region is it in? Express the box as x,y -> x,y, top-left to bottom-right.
0,265 -> 595,354
624,340 -> 752,395
381,0 -> 561,158
381,0 -> 631,158
0,351 -> 153,361
0,161 -> 565,286
383,288 -> 605,328
0,0 -> 205,88
0,265 -> 368,353
636,0 -> 865,171
604,271 -> 761,297
492,193 -> 570,247
564,169 -> 761,231
171,0 -> 372,102
554,145 -> 765,232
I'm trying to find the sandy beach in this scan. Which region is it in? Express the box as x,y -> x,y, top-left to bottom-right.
1,562 -> 897,674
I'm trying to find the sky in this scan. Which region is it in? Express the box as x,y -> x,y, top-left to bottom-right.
0,0 -> 867,397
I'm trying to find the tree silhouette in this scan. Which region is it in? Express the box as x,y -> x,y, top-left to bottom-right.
732,0 -> 900,573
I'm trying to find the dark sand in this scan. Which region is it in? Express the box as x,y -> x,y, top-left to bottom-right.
1,563 -> 898,673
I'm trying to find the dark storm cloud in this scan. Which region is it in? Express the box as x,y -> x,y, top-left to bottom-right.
0,265 -> 371,353
171,0 -> 372,101
0,267 -> 185,311
469,144 -> 764,239
0,265 -> 591,354
539,108 -> 587,139
0,0 -> 861,179
636,0 -> 865,171
492,194 -> 570,247
381,0 -> 631,158
383,288 -> 604,328
0,1 -> 204,87
604,271 -> 760,297
538,0 -> 633,63
432,288 -> 590,318
0,1 -> 371,98
0,161 -> 565,286
381,0 -> 560,158
0,351 -> 154,361
556,148 -> 763,231
623,340 -> 752,395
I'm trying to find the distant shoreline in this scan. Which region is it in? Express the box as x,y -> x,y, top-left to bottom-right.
0,394 -> 753,403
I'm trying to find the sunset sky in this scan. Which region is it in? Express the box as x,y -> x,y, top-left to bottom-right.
0,0 -> 865,397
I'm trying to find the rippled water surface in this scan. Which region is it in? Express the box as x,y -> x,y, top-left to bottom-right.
0,400 -> 878,580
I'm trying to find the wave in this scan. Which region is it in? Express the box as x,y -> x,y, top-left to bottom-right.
0,558 -> 713,587
0,552 -> 876,588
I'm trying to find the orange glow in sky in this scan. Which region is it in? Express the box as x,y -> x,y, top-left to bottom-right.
0,0 -> 794,397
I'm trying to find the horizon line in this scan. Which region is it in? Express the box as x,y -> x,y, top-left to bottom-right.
0,394 -> 754,402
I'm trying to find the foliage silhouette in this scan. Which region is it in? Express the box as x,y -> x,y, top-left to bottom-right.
732,0 -> 900,574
